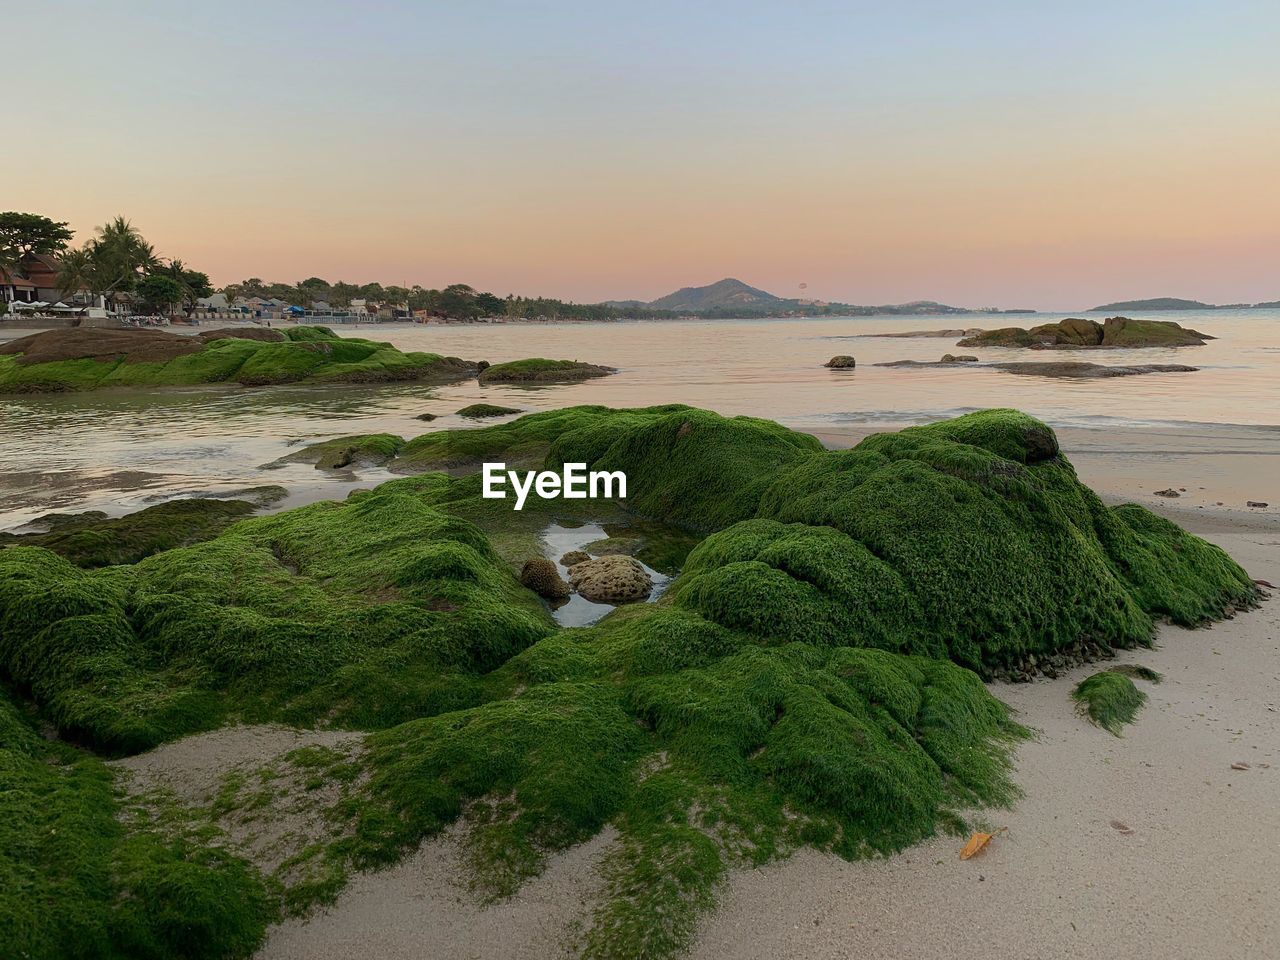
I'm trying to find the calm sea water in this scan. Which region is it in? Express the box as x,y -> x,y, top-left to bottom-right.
2,310 -> 1277,527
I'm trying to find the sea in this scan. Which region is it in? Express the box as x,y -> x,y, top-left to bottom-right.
2,309 -> 1277,527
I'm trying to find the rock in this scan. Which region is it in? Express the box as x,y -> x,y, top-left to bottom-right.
560,550 -> 590,566
957,316 -> 1211,349
865,328 -> 980,338
1247,501 -> 1268,508
476,360 -> 491,373
875,359 -> 971,368
456,403 -> 522,419
519,558 -> 570,600
991,362 -> 1198,379
415,412 -> 438,421
582,536 -> 643,557
1154,488 -> 1181,498
478,359 -> 616,384
567,555 -> 652,604
941,354 -> 978,363
872,359 -> 1197,378
824,355 -> 856,369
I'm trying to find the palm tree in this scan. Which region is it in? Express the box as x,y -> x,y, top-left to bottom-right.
55,248 -> 100,305
89,217 -> 159,310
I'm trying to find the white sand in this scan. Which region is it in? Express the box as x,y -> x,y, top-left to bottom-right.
112,723 -> 362,806
257,826 -> 614,960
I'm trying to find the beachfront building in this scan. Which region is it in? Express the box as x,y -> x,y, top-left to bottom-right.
1,253 -> 109,324
1,253 -> 95,306
1,267 -> 38,305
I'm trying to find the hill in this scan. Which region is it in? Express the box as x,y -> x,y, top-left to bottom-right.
1089,298 -> 1214,312
646,277 -> 782,312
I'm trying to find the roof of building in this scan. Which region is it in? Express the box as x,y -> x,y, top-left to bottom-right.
0,268 -> 37,289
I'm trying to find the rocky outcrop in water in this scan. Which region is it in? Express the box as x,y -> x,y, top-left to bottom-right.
992,361 -> 1199,378
0,326 -> 481,393
873,359 -> 1198,378
824,355 -> 857,368
478,358 -> 617,384
957,316 -> 1212,349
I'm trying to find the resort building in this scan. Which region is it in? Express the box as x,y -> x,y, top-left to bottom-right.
1,267 -> 37,304
1,253 -> 92,305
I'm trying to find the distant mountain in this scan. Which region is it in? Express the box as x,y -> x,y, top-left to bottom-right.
646,278 -> 782,312
1089,297 -> 1215,311
600,278 -> 989,317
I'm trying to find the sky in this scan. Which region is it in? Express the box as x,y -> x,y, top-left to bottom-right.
6,0 -> 1279,310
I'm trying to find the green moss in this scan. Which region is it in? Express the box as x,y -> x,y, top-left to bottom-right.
457,403 -> 523,418
0,688 -> 270,959
0,327 -> 476,393
0,484 -> 552,753
278,433 -> 405,469
0,496 -> 275,567
392,404 -> 692,472
0,406 -> 1257,959
283,325 -> 338,342
478,358 -> 616,384
1108,663 -> 1162,683
1073,671 -> 1147,735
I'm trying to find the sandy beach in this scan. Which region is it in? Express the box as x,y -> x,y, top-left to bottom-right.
164,450 -> 1268,960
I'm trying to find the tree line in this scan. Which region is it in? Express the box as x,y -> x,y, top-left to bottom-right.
223,277 -> 674,321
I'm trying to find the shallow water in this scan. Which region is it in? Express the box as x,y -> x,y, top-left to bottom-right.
538,521 -> 675,628
2,309 -> 1278,527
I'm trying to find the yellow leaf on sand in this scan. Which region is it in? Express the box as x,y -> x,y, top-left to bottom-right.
959,827 -> 1006,860
959,832 -> 992,859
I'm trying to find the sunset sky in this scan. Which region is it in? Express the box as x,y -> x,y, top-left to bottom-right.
7,1 -> 1279,309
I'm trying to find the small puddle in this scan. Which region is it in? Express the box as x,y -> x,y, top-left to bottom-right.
539,520 -> 696,628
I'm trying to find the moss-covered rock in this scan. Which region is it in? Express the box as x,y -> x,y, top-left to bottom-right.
0,326 -> 480,393
957,316 -> 1211,349
1072,671 -> 1147,734
457,403 -> 523,418
0,482 -> 553,753
0,494 -> 280,567
477,358 -> 617,384
276,433 -> 405,469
